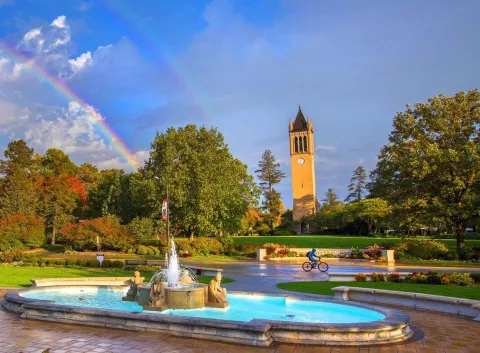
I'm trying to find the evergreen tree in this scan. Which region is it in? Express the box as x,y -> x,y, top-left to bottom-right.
345,165 -> 367,203
255,150 -> 286,229
321,188 -> 342,212
0,140 -> 41,216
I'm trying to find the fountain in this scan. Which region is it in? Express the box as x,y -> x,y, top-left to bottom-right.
129,237 -> 229,311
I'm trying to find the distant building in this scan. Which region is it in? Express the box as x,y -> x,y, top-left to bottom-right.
288,106 -> 317,234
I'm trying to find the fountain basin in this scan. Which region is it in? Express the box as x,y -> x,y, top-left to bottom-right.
3,285 -> 413,347
136,283 -> 210,311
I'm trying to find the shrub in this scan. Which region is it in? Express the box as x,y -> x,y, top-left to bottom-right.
402,239 -> 448,259
470,273 -> 480,284
112,260 -> 124,269
363,253 -> 371,260
264,243 -> 280,255
370,272 -> 385,282
136,245 -> 151,255
77,259 -> 89,267
216,233 -> 234,251
191,238 -> 223,255
101,259 -> 112,268
89,259 -> 101,268
0,214 -> 45,251
321,253 -> 337,258
59,216 -> 134,251
447,273 -> 474,286
127,217 -> 155,242
64,258 -> 76,266
426,274 -> 442,285
351,246 -> 361,256
377,256 -> 387,263
258,224 -> 271,236
0,249 -> 24,263
55,259 -> 66,266
148,246 -> 160,255
274,248 -> 295,257
386,273 -> 401,283
367,244 -> 381,259
354,274 -> 367,282
441,274 -> 450,285
135,265 -> 162,272
392,242 -> 408,259
182,252 -> 192,258
64,247 -> 77,255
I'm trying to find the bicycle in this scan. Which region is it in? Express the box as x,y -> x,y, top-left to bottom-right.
302,260 -> 329,272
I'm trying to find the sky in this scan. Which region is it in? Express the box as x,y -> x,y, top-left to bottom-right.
0,0 -> 479,209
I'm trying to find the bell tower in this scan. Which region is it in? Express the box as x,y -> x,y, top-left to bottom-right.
289,106 -> 316,233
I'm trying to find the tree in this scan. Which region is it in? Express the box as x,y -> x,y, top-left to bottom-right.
369,90 -> 480,257
241,205 -> 261,235
343,198 -> 391,234
255,150 -> 286,193
148,124 -> 258,239
321,188 -> 343,212
77,163 -> 101,192
255,150 -> 286,229
40,148 -> 78,176
87,169 -> 124,219
345,166 -> 367,203
0,140 -> 42,217
41,175 -> 80,245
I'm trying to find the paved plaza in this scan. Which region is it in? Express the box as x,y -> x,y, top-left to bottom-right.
1,286 -> 480,353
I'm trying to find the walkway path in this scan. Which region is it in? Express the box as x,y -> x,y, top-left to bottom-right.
1,287 -> 479,352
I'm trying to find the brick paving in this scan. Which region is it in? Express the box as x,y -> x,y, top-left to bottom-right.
1,288 -> 479,353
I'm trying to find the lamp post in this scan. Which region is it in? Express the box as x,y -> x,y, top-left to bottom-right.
154,158 -> 179,244
154,176 -> 170,243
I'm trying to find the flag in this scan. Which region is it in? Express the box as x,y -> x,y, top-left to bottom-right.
162,199 -> 168,221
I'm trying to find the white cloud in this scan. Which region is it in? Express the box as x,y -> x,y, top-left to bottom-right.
315,145 -> 335,151
68,51 -> 92,72
23,28 -> 41,41
51,15 -> 67,29
0,15 -> 143,172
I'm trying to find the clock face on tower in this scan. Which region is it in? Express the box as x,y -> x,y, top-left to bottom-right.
297,158 -> 305,165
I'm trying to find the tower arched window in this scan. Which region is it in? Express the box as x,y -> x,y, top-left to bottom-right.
299,135 -> 303,152
294,137 -> 299,153
303,136 -> 307,153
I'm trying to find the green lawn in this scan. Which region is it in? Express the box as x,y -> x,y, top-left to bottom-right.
277,281 -> 480,300
0,267 -> 234,288
234,235 -> 480,251
31,247 -> 249,261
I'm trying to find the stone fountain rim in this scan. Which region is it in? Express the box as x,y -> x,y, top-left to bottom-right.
5,285 -> 410,329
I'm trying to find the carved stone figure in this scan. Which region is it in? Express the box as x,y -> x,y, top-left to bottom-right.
179,270 -> 195,285
208,272 -> 227,303
122,271 -> 144,301
149,279 -> 165,308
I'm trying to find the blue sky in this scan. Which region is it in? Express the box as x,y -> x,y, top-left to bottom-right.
0,0 -> 479,208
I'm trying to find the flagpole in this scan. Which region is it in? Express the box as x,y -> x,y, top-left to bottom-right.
166,183 -> 170,244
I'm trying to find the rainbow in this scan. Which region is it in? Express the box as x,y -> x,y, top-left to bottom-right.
0,39 -> 140,171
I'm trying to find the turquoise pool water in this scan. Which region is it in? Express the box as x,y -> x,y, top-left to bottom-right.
21,287 -> 385,323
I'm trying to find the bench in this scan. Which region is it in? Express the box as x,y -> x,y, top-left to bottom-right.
30,277 -> 133,287
184,266 -> 223,276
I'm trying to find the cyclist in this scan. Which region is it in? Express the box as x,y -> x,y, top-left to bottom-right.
307,248 -> 320,268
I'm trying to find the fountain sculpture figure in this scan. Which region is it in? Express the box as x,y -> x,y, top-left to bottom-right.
130,237 -> 229,311
122,271 -> 144,301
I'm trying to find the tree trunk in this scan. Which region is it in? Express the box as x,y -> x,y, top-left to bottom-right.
455,221 -> 466,259
51,225 -> 56,245
51,208 -> 58,245
188,227 -> 195,241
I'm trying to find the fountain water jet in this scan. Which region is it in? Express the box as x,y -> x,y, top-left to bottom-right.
132,237 -> 228,311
